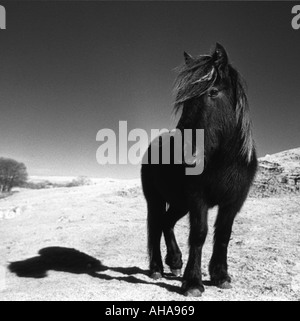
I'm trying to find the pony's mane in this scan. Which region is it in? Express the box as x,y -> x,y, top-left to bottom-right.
231,68 -> 254,162
173,55 -> 216,113
173,54 -> 254,163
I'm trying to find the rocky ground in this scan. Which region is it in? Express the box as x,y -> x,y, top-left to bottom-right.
251,147 -> 300,197
0,176 -> 299,301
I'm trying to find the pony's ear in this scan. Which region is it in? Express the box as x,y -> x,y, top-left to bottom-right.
184,51 -> 194,65
212,43 -> 228,67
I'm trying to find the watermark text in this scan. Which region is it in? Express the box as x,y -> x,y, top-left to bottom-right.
96,121 -> 204,175
292,5 -> 300,30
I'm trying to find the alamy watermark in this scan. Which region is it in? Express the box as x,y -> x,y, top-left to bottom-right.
292,5 -> 300,30
0,5 -> 5,29
96,121 -> 204,175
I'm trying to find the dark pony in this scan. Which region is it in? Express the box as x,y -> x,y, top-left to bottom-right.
141,43 -> 257,296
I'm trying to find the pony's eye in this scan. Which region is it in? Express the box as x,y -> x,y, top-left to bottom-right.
208,88 -> 219,98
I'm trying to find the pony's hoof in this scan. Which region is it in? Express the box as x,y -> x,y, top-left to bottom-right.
182,282 -> 204,297
183,288 -> 203,297
150,272 -> 163,280
217,281 -> 232,289
171,269 -> 182,277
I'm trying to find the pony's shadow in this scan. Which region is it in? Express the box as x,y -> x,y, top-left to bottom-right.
8,246 -> 183,295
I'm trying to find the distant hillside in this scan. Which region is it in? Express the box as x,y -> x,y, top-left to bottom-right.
260,147 -> 300,173
27,149 -> 300,198
251,147 -> 300,197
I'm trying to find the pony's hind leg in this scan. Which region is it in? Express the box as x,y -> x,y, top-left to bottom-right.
209,204 -> 239,288
147,193 -> 166,280
163,206 -> 187,276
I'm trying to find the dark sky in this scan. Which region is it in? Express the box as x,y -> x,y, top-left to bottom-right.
0,1 -> 299,178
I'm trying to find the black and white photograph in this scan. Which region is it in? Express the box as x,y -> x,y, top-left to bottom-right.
0,0 -> 299,303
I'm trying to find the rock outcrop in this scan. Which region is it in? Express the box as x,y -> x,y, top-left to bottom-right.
250,148 -> 300,197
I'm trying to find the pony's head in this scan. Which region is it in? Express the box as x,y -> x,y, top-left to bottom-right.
174,43 -> 254,162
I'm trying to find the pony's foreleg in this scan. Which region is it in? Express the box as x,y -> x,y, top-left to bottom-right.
147,195 -> 166,280
182,199 -> 208,297
163,206 -> 187,276
209,204 -> 239,288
